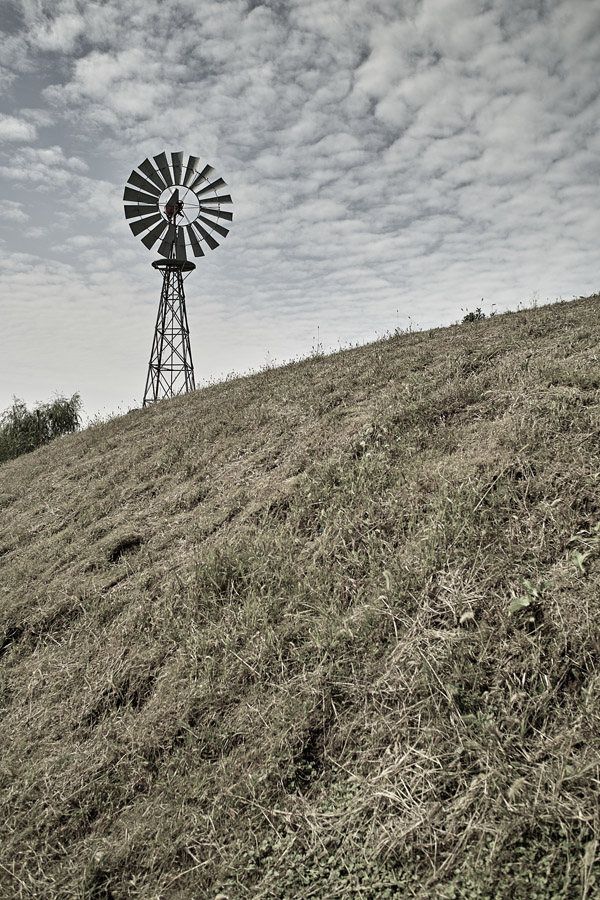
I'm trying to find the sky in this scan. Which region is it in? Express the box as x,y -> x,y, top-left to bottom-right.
0,0 -> 599,418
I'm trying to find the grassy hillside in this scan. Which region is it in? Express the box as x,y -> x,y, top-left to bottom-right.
1,296 -> 600,899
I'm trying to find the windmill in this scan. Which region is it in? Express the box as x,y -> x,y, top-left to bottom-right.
123,151 -> 233,406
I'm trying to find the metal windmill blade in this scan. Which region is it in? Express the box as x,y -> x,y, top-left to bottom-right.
153,151 -> 173,187
195,194 -> 233,206
185,223 -> 205,257
171,152 -> 184,186
124,203 -> 157,220
197,213 -> 229,239
123,185 -> 160,206
191,219 -> 219,251
127,170 -> 162,197
194,177 -> 227,197
198,204 -> 233,221
129,212 -> 163,236
189,164 -> 215,192
141,220 -> 169,250
139,158 -> 168,191
182,155 -> 202,187
157,224 -> 177,258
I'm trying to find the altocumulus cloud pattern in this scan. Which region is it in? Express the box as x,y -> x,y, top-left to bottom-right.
0,0 -> 598,415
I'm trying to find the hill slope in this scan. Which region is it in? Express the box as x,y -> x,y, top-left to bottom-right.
1,296 -> 600,899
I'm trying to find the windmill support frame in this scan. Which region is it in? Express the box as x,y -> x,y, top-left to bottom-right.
143,257 -> 197,407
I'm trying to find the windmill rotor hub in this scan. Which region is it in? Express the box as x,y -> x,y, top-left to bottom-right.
161,186 -> 197,224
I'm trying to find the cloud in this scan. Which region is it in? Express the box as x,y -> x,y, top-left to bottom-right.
21,107 -> 57,128
2,200 -> 29,223
0,113 -> 37,142
31,13 -> 85,53
0,145 -> 88,187
0,0 -> 599,416
19,0 -> 86,53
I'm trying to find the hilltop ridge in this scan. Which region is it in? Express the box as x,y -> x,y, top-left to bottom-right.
1,296 -> 600,899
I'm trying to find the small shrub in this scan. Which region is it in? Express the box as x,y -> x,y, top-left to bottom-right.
462,307 -> 486,323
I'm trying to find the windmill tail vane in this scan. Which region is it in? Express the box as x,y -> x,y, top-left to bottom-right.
122,151 -> 233,406
164,189 -> 184,225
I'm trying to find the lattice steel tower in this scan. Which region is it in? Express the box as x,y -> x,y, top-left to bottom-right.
123,152 -> 233,406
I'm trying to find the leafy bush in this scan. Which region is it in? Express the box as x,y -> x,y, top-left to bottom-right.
0,393 -> 81,463
462,307 -> 486,322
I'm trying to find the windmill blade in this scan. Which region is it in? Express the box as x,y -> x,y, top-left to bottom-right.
197,213 -> 229,239
196,194 -> 232,205
198,204 -> 233,221
195,177 -> 227,197
126,170 -> 162,197
182,155 -> 202,187
175,227 -> 187,261
141,220 -> 168,250
154,151 -> 173,187
185,223 -> 205,257
158,224 -> 177,258
192,220 -> 219,251
189,164 -> 215,192
139,157 -> 168,191
124,203 -> 158,220
129,212 -> 163,236
171,151 -> 184,185
123,186 -> 161,206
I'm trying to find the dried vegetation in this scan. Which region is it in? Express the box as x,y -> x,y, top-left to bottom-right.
1,296 -> 600,898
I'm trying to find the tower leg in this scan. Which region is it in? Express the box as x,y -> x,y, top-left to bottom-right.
143,260 -> 195,406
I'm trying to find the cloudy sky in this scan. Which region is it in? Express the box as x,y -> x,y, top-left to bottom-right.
1,0 -> 599,417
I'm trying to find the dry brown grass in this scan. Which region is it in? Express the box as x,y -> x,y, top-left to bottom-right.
1,295 -> 600,898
